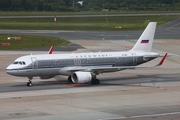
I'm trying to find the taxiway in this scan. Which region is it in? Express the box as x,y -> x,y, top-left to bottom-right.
0,18 -> 180,120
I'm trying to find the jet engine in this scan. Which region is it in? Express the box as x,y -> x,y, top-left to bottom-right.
71,71 -> 92,83
39,76 -> 55,79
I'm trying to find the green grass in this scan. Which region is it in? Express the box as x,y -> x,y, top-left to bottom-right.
0,34 -> 70,50
0,11 -> 179,16
0,15 -> 179,31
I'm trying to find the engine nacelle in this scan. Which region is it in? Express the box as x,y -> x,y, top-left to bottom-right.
39,76 -> 55,79
71,72 -> 92,83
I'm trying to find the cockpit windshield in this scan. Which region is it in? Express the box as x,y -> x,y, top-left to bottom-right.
13,61 -> 26,65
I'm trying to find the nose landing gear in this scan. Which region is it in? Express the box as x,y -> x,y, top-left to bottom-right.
27,76 -> 33,87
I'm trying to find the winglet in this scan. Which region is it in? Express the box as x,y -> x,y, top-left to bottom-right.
48,45 -> 54,54
157,53 -> 168,66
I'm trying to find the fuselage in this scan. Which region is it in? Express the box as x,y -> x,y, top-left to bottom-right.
6,51 -> 159,77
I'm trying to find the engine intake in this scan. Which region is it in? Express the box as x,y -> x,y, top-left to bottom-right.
71,71 -> 92,83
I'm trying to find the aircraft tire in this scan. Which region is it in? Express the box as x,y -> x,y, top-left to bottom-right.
27,82 -> 33,87
91,79 -> 100,85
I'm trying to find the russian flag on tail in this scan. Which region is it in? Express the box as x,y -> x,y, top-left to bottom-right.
141,40 -> 149,44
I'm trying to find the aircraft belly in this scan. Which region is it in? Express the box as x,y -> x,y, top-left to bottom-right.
38,68 -> 59,76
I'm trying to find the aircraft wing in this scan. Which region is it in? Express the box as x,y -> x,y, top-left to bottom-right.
60,65 -> 132,75
64,53 -> 168,74
67,65 -> 145,74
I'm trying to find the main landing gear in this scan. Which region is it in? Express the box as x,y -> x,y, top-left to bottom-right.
91,74 -> 100,85
27,76 -> 33,87
91,79 -> 100,85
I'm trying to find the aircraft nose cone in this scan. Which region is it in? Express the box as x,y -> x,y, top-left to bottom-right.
6,70 -> 12,75
6,65 -> 15,75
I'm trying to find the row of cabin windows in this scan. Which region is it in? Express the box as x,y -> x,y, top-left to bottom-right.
41,60 -> 73,64
76,54 -> 109,58
39,58 -> 124,65
75,54 -> 129,58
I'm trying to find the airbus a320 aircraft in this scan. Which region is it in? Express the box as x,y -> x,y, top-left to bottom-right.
6,22 -> 167,87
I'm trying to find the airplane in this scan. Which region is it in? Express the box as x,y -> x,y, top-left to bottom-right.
6,22 -> 167,87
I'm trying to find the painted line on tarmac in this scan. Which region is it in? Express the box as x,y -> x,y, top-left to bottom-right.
99,111 -> 180,120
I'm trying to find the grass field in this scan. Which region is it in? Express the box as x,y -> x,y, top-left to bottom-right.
0,34 -> 70,50
0,15 -> 179,31
0,11 -> 179,16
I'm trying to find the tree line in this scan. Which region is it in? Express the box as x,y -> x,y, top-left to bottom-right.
0,0 -> 180,12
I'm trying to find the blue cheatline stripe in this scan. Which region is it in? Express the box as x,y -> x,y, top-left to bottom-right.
6,63 -> 115,71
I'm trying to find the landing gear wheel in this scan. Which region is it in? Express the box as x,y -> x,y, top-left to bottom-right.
27,82 -> 33,87
27,76 -> 33,87
68,76 -> 73,83
91,79 -> 100,85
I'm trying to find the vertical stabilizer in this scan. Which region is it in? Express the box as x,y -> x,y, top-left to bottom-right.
130,22 -> 157,52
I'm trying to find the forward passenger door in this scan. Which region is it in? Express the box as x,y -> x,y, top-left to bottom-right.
31,57 -> 38,69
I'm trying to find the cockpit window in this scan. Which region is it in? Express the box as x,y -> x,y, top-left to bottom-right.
13,61 -> 26,65
13,62 -> 19,64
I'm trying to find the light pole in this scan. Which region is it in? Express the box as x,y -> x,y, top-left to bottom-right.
44,2 -> 46,12
73,1 -> 74,8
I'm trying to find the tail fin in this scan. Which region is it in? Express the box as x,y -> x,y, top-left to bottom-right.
130,22 -> 157,52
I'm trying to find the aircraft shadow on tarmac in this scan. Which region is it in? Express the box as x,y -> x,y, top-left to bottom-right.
11,73 -> 180,88
0,73 -> 178,93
